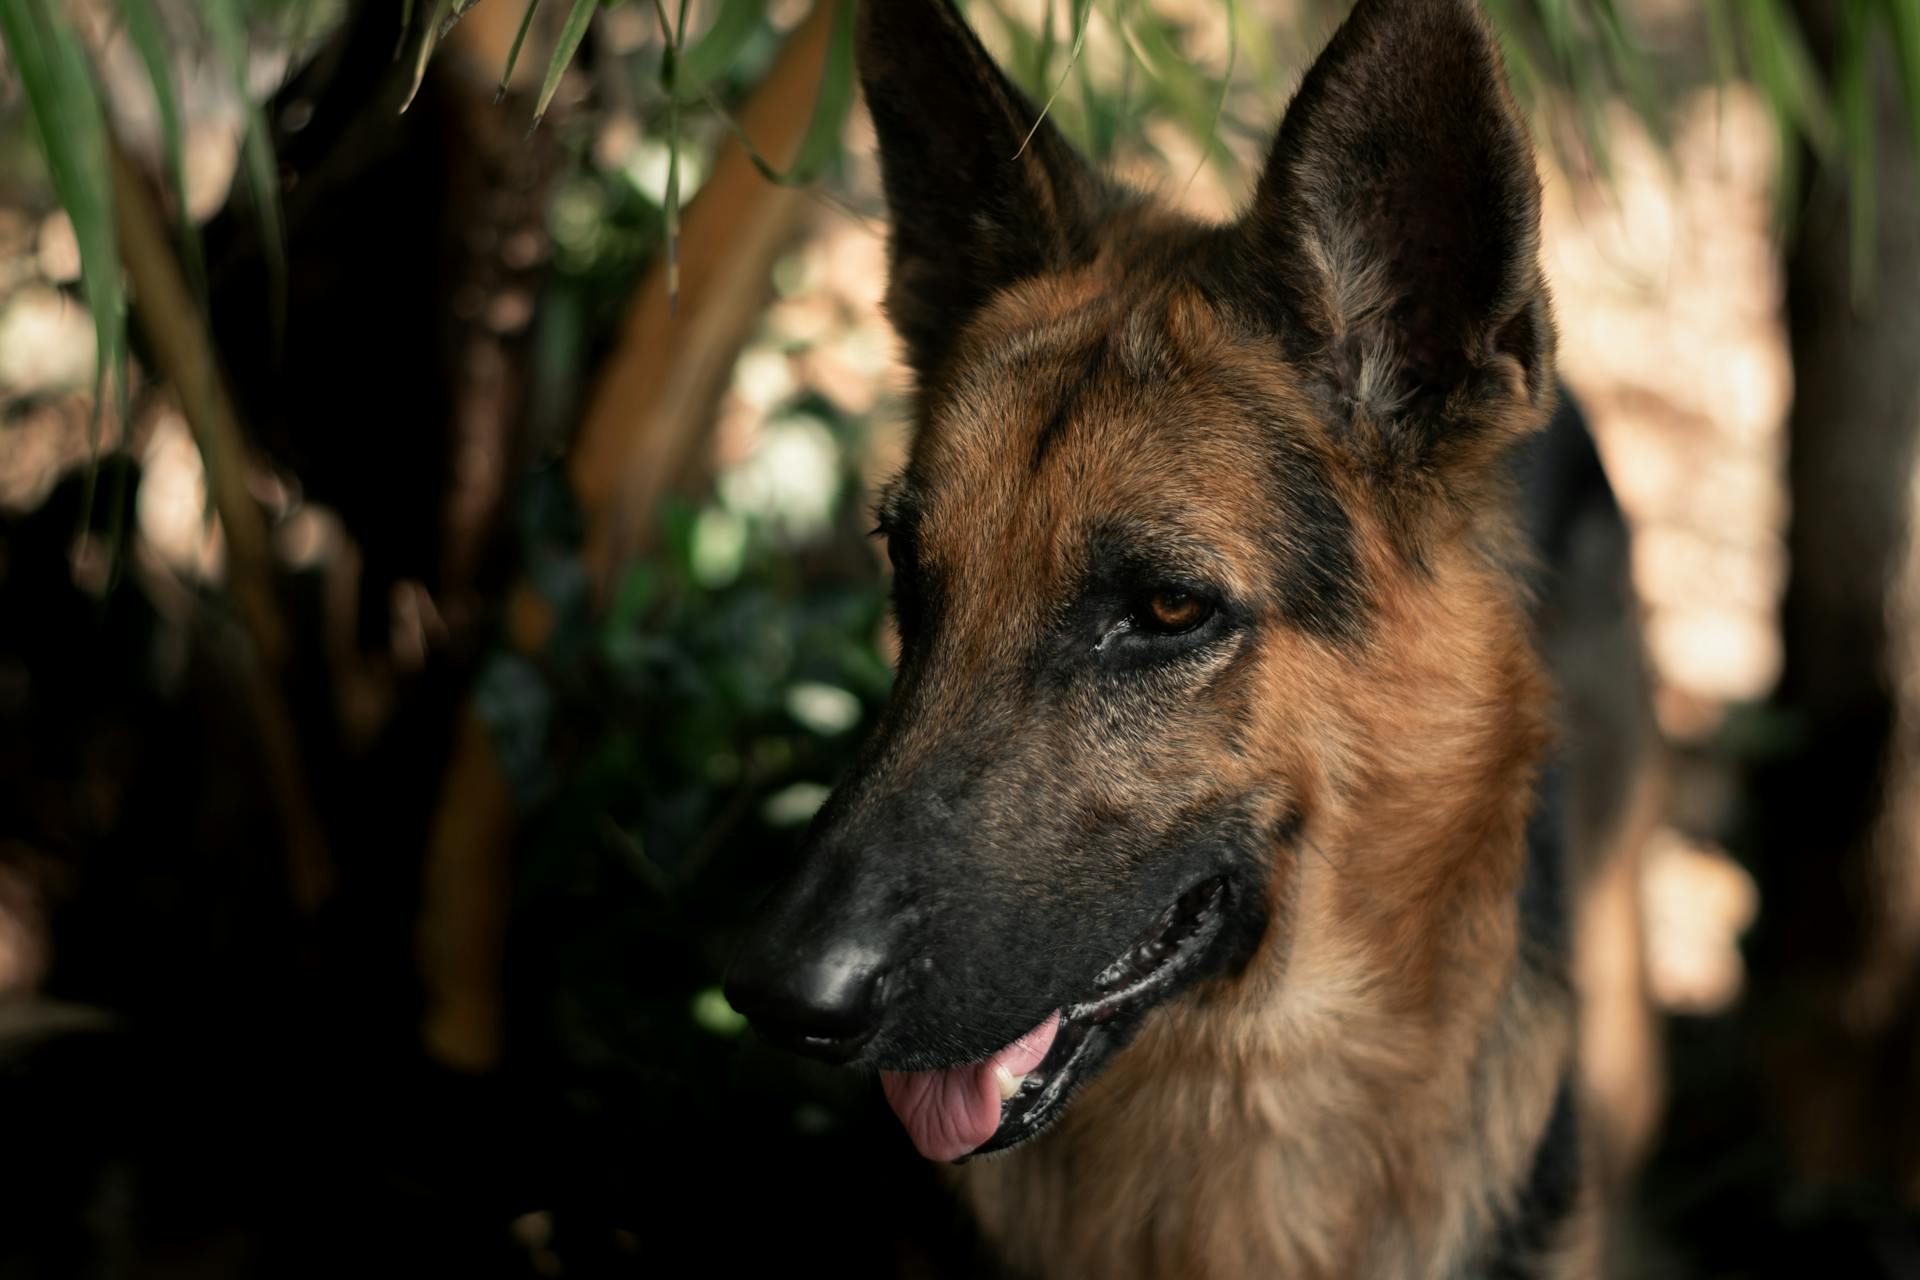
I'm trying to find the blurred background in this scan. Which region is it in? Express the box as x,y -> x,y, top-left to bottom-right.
0,0 -> 1916,1274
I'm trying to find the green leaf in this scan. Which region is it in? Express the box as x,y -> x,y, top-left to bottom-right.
784,0 -> 855,182
0,0 -> 128,512
1591,0 -> 1666,150
1116,7 -> 1235,176
706,0 -> 855,188
1180,0 -> 1237,194
1015,0 -> 1092,158
1535,0 -> 1574,61
664,94 -> 681,310
1837,0 -> 1876,300
1889,0 -> 1920,181
534,0 -> 600,128
1743,0 -> 1839,233
1745,0 -> 1839,161
496,0 -> 542,103
403,0 -> 455,110
117,0 -> 203,300
675,0 -> 766,100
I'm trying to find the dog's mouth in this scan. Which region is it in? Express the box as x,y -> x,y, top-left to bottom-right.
879,876 -> 1233,1162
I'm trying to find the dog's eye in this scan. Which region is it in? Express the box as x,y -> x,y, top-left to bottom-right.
1133,588 -> 1213,636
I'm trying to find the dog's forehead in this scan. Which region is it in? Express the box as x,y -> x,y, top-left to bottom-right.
897,282 -> 1337,596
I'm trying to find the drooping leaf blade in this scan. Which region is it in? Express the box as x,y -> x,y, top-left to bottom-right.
533,0 -> 599,128
676,0 -> 767,100
1888,0 -> 1920,179
0,0 -> 128,506
117,0 -> 204,298
497,0 -> 543,103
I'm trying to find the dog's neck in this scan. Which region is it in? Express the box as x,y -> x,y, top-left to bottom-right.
957,556 -> 1582,1280
957,887 -> 1576,1280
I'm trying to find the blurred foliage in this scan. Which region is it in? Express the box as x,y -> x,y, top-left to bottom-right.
489,383 -> 899,1194
0,0 -> 1912,435
4,0 -> 1919,425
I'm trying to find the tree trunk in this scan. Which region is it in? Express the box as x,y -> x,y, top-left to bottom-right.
1747,1 -> 1920,1192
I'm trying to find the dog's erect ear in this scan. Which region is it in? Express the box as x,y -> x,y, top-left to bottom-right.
858,0 -> 1107,386
1238,0 -> 1552,490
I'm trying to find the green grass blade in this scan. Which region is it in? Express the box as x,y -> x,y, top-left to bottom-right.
1181,0 -> 1237,195
980,0 -> 1054,97
117,0 -> 204,300
1535,0 -> 1574,61
1035,0 -> 1058,89
1888,0 -> 1920,180
662,6 -> 682,314
533,0 -> 599,129
1592,0 -> 1667,148
1015,0 -> 1092,158
496,0 -> 542,103
1746,0 -> 1839,160
1116,7 -> 1235,175
0,0 -> 128,505
1076,15 -> 1124,164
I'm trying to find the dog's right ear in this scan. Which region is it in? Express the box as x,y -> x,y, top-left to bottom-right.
858,0 -> 1107,387
1234,0 -> 1552,515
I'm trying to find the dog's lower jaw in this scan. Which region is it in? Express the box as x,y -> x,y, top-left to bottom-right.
954,920 -> 1587,1280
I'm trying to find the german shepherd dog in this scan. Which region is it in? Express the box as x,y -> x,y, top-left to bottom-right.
728,0 -> 1657,1275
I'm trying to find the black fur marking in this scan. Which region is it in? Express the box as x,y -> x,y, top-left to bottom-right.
1270,807 -> 1304,849
875,489 -> 942,655
1030,337 -> 1112,470
1518,751 -> 1570,967
1223,387 -> 1369,644
1484,1073 -> 1580,1279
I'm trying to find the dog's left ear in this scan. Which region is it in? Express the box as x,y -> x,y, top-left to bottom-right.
858,0 -> 1108,390
1237,0 -> 1552,497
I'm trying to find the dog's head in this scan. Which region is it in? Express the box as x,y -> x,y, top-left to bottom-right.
727,0 -> 1554,1162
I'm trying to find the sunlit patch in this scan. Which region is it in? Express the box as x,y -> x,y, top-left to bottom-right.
785,681 -> 861,735
622,136 -> 709,209
690,507 -> 749,588
138,409 -> 226,581
761,781 -> 830,828
0,284 -> 96,396
1544,87 -> 1789,744
717,412 -> 842,544
1641,826 -> 1758,1014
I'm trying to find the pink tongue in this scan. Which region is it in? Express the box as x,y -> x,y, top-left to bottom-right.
879,1012 -> 1061,1162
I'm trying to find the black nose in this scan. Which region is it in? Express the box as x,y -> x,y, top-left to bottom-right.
724,938 -> 891,1064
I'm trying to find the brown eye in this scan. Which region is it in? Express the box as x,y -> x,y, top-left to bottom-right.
1140,589 -> 1210,634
